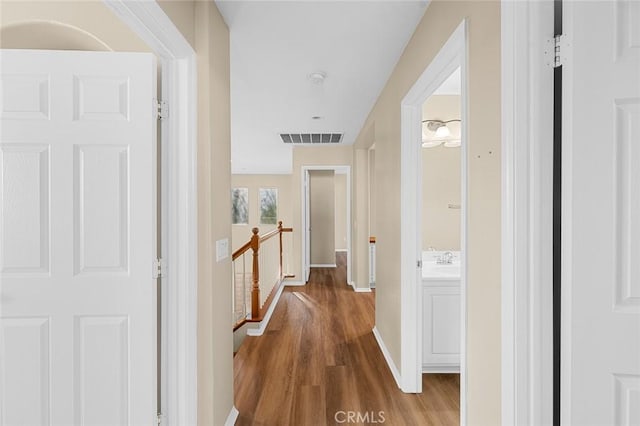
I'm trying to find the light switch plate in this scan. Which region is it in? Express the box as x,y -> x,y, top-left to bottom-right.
216,238 -> 229,262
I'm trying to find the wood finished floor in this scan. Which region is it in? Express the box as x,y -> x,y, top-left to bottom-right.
234,253 -> 460,425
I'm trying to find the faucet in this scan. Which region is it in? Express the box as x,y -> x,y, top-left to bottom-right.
437,251 -> 453,265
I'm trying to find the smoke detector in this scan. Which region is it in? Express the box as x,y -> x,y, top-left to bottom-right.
308,72 -> 326,85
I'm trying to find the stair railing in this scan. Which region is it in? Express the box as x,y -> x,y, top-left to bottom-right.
232,221 -> 292,330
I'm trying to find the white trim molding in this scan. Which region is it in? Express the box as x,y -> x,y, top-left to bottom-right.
353,286 -> 372,293
423,365 -> 460,374
224,406 -> 239,426
501,1 -> 554,425
310,264 -> 337,268
284,280 -> 307,287
399,22 -> 468,426
372,327 -> 401,387
246,280 -> 286,337
103,2 -> 198,425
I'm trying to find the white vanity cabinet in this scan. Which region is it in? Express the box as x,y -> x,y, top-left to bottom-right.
422,278 -> 461,372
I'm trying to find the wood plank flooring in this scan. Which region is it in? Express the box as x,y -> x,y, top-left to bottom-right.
234,253 -> 460,425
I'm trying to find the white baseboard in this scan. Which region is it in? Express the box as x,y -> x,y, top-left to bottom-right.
422,365 -> 460,374
372,326 -> 401,389
335,249 -> 348,252
348,281 -> 372,292
246,280 -> 285,337
224,405 -> 239,426
310,263 -> 337,268
284,280 -> 306,287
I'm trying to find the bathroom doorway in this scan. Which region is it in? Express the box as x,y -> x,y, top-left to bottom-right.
420,68 -> 463,378
399,21 -> 468,421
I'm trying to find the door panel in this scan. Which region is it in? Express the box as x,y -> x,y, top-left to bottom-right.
74,145 -> 129,274
0,49 -> 157,426
0,145 -> 49,273
564,1 -> 640,424
0,317 -> 50,425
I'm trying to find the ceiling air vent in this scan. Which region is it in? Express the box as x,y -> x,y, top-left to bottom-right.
280,133 -> 343,144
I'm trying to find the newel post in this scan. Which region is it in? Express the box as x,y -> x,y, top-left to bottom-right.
250,227 -> 260,319
278,221 -> 283,277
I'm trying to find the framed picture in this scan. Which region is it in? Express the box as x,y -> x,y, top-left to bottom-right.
259,188 -> 278,225
231,188 -> 249,224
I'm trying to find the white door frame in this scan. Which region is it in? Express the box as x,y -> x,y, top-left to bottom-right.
501,1 -> 554,425
399,20 -> 468,421
301,165 -> 353,286
103,2 -> 198,425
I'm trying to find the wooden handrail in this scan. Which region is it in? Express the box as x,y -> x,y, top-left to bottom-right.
232,240 -> 252,260
232,221 -> 293,326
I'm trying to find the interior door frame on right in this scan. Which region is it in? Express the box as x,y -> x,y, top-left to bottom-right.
501,0 -> 555,424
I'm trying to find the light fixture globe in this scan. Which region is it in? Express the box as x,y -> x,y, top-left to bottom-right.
435,124 -> 451,138
422,119 -> 461,148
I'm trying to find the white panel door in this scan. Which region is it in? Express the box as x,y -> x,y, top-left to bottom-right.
563,1 -> 640,424
0,49 -> 157,426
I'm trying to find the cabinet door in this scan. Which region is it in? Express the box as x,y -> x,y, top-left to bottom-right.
423,285 -> 461,369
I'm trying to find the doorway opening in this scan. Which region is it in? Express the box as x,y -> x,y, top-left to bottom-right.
301,165 -> 352,287
419,66 -> 463,422
399,20 -> 468,422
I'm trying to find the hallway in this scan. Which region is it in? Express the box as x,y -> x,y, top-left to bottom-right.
234,253 -> 460,425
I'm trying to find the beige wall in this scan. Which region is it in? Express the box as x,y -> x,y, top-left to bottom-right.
422,95 -> 461,250
309,170 -> 336,265
193,2 -> 233,425
334,173 -> 348,251
231,174 -> 295,273
354,148 -> 371,290
353,1 -> 502,424
291,146 -> 353,281
1,2 -> 234,424
352,122 -> 376,291
0,0 -> 150,51
368,147 -> 377,237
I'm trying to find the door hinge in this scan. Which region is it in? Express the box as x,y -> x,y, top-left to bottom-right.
153,258 -> 166,279
156,412 -> 164,426
547,35 -> 566,68
417,260 -> 422,268
156,100 -> 168,120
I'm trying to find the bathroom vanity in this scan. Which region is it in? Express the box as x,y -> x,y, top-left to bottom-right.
421,251 -> 461,373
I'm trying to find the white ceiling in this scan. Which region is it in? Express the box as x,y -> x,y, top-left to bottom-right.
215,1 -> 429,174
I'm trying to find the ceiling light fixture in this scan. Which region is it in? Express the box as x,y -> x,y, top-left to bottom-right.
421,119 -> 461,148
